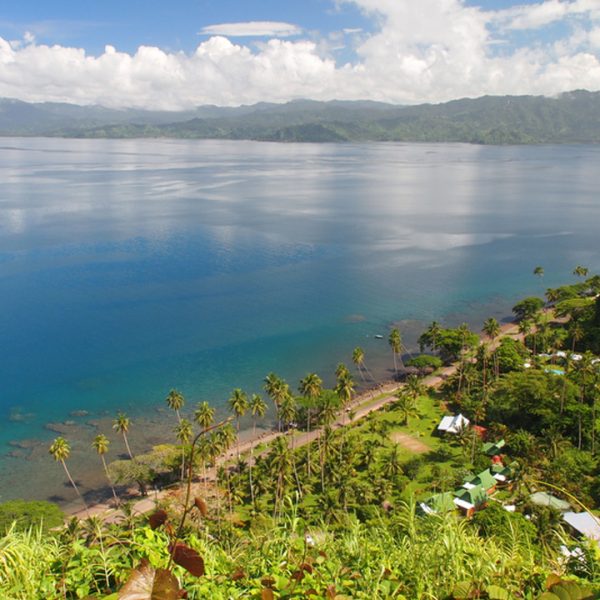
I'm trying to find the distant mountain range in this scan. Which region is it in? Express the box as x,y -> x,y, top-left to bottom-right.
1,90 -> 600,143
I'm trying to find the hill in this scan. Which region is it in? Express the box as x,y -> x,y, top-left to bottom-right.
1,90 -> 600,143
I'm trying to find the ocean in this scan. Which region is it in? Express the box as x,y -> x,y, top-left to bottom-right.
1,138 -> 599,506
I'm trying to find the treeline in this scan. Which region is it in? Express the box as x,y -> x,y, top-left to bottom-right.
3,90 -> 600,143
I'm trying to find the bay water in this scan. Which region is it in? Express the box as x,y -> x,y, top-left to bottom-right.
1,138 -> 599,506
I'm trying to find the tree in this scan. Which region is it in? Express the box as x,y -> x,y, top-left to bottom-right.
352,347 -> 372,381
91,434 -> 119,506
513,297 -> 544,321
299,372 -> 322,477
194,401 -> 215,432
113,412 -> 134,459
482,317 -> 500,341
49,437 -> 88,513
228,388 -> 249,460
533,266 -> 544,279
573,265 -> 589,279
165,389 -> 185,423
420,321 -> 442,352
249,393 -> 267,440
264,373 -> 290,432
394,389 -> 418,426
405,374 -> 426,403
174,418 -> 193,480
248,393 -> 267,505
388,327 -> 402,375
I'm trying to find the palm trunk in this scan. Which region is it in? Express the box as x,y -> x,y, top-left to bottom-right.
62,460 -> 89,513
306,408 -> 312,477
100,455 -> 119,506
122,433 -> 133,459
249,418 -> 256,507
392,351 -> 398,376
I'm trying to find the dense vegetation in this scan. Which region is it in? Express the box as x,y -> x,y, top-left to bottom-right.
2,90 -> 600,143
2,268 -> 600,599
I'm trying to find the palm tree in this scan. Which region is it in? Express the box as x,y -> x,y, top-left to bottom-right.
194,401 -> 215,491
420,321 -> 442,353
228,388 -> 249,459
248,393 -> 267,505
264,373 -> 290,432
569,322 -> 585,352
404,373 -> 426,403
112,412 -> 134,459
194,401 -> 215,432
336,372 -> 355,437
335,362 -> 350,380
249,393 -> 267,441
49,437 -> 88,512
573,265 -> 589,279
394,389 -> 418,426
388,328 -> 402,376
482,317 -> 500,341
91,434 -> 119,506
267,435 -> 292,518
165,389 -> 185,423
352,347 -> 366,381
299,372 -> 322,477
175,418 -> 193,481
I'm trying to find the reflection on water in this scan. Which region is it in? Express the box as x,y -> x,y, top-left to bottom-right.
0,138 -> 599,503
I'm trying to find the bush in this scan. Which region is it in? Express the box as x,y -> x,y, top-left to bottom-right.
0,499 -> 64,532
407,355 -> 443,370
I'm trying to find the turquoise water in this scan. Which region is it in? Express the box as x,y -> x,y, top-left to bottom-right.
1,138 -> 599,504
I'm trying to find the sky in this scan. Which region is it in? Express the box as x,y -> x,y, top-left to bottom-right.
1,0 -> 600,109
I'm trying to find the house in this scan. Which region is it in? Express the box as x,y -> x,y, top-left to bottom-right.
437,414 -> 470,435
529,492 -> 571,512
419,492 -> 456,516
482,439 -> 506,456
490,461 -> 517,486
463,469 -> 497,495
563,511 -> 600,543
454,485 -> 488,517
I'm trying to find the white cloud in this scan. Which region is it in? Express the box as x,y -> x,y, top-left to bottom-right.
199,21 -> 301,37
492,0 -> 600,30
0,1 -> 599,109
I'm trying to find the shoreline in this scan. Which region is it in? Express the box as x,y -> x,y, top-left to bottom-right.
65,317 -> 524,521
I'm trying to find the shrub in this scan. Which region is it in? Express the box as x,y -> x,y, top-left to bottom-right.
0,500 -> 64,532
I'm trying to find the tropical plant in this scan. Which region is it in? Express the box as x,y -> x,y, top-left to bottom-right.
112,412 -> 134,459
174,418 -> 193,480
49,437 -> 88,513
91,434 -> 119,506
388,327 -> 402,375
299,372 -> 322,477
228,388 -> 249,459
165,389 -> 185,423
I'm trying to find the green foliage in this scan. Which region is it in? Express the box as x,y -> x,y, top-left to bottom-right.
0,500 -> 64,533
418,325 -> 479,363
406,354 -> 443,370
513,296 -> 545,321
493,337 -> 529,373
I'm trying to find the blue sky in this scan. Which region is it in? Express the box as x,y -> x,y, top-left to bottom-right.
1,0 -> 599,108
0,0 -> 559,54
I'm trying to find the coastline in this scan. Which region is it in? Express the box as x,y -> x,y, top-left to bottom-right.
65,317 -> 524,522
